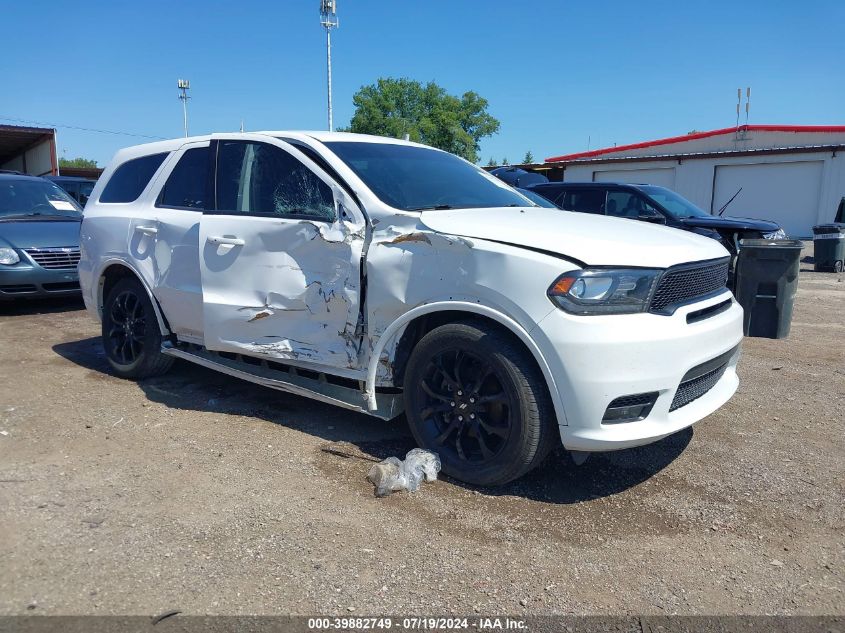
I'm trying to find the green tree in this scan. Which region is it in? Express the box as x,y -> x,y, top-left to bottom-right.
486,157 -> 498,167
522,150 -> 534,164
343,77 -> 500,163
59,157 -> 98,168
502,157 -> 509,165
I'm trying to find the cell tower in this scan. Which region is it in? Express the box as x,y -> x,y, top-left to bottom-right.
177,79 -> 191,138
320,0 -> 339,132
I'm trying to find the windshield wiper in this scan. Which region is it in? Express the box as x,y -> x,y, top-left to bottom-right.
716,188 -> 742,216
406,204 -> 455,211
0,213 -> 80,221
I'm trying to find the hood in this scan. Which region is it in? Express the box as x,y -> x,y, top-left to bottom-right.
420,207 -> 729,269
0,219 -> 81,249
680,215 -> 780,232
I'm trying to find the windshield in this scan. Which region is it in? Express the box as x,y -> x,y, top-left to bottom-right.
640,185 -> 709,219
323,141 -> 530,211
0,178 -> 83,219
517,187 -> 558,208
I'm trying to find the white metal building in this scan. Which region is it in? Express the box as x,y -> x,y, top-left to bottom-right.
545,125 -> 845,237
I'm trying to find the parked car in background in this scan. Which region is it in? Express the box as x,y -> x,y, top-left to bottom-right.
0,172 -> 82,300
489,166 -> 548,188
516,187 -> 558,208
46,175 -> 97,207
528,182 -> 786,255
79,132 -> 743,486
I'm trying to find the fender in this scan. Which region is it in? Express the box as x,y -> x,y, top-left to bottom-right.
94,257 -> 170,336
364,301 -> 568,427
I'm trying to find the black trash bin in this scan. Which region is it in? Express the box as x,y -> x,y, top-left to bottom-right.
735,239 -> 803,339
812,223 -> 845,272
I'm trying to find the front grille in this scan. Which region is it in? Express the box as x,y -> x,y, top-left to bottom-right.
670,363 -> 728,412
43,281 -> 80,292
24,247 -> 81,270
607,392 -> 658,409
650,258 -> 729,314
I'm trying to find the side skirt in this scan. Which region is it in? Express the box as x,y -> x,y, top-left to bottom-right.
161,342 -> 404,421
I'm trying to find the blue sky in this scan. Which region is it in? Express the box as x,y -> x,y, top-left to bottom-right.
2,0 -> 844,166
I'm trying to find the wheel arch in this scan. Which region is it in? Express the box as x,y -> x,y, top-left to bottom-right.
96,259 -> 170,336
365,301 -> 567,428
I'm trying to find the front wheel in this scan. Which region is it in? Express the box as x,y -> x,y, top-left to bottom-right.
102,277 -> 173,379
403,320 -> 557,486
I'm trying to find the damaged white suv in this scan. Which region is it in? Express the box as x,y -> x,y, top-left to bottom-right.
79,132 -> 743,485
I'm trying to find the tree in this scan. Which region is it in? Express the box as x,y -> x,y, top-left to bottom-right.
502,157 -> 509,165
59,157 -> 98,168
522,150 -> 534,164
486,157 -> 498,167
344,78 -> 500,163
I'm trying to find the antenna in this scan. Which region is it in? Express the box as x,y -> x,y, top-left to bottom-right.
319,0 -> 339,132
735,88 -> 741,131
177,79 -> 191,138
744,87 -> 751,127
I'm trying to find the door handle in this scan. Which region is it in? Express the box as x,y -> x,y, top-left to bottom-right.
135,225 -> 158,236
207,236 -> 245,246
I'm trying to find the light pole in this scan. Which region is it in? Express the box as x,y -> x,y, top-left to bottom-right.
178,79 -> 191,138
320,0 -> 338,132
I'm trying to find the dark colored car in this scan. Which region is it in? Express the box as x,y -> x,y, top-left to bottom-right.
45,175 -> 97,206
0,173 -> 83,300
527,182 -> 786,255
516,187 -> 558,208
489,166 -> 549,188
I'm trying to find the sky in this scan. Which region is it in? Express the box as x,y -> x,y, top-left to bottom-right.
2,0 -> 844,166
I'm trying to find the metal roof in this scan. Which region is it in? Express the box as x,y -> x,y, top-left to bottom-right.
0,124 -> 55,166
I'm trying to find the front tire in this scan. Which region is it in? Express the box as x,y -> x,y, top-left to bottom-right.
403,320 -> 556,486
102,277 -> 173,379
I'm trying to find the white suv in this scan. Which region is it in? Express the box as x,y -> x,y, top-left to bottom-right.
79,132 -> 743,485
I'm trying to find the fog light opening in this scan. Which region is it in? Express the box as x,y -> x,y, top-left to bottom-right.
602,392 -> 659,424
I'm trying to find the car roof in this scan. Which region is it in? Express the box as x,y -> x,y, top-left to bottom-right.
111,131 -> 435,162
46,175 -> 96,183
0,172 -> 50,183
530,181 -> 655,189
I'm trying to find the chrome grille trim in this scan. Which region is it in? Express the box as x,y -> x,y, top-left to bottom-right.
24,247 -> 81,270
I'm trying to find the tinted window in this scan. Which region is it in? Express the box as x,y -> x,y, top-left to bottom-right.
158,148 -> 209,210
561,189 -> 606,214
79,181 -> 95,206
324,141 -> 528,211
606,191 -> 660,219
100,153 -> 168,203
215,141 -> 335,220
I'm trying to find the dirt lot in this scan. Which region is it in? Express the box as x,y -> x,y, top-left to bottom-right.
1,250 -> 843,616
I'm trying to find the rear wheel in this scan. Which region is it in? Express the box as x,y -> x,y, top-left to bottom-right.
403,320 -> 556,486
102,277 -> 173,379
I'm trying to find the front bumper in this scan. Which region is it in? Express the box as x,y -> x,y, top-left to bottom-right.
0,263 -> 80,300
532,290 -> 743,451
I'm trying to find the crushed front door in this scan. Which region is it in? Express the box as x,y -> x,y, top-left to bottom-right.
199,134 -> 366,370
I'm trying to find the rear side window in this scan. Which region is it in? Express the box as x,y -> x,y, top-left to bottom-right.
157,148 -> 209,210
562,189 -> 606,214
100,153 -> 168,203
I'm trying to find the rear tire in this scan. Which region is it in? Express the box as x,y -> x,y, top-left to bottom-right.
102,277 -> 173,379
403,320 -> 557,486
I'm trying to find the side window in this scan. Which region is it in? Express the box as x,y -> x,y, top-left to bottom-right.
562,189 -> 605,214
157,147 -> 209,210
214,141 -> 335,220
100,153 -> 168,203
606,191 -> 660,219
79,181 -> 95,206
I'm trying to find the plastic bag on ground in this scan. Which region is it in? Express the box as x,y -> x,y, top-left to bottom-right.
367,448 -> 441,497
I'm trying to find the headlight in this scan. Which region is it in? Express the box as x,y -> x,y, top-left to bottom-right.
548,268 -> 661,315
0,247 -> 19,265
763,228 -> 787,240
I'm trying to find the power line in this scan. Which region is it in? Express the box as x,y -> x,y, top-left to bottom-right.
0,115 -> 167,140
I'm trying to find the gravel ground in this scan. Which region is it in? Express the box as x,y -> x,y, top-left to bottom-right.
1,246 -> 843,616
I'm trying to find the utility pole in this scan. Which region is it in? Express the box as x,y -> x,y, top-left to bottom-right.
178,79 -> 191,138
320,1 -> 339,132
